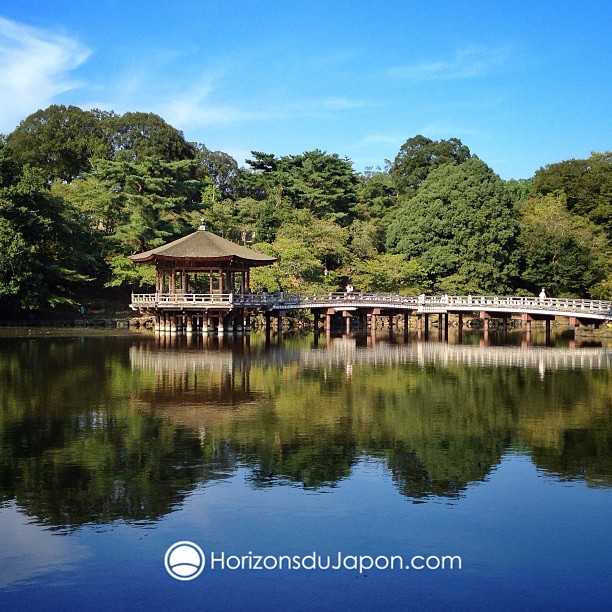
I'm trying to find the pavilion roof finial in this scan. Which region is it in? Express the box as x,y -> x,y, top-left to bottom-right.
198,218 -> 207,231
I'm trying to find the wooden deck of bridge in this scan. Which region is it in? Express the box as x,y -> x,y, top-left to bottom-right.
130,291 -> 612,335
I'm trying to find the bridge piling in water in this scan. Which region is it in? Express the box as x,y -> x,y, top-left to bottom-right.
130,291 -> 612,337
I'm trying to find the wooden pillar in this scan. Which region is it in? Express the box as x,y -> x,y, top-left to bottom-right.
522,313 -> 532,333
245,314 -> 251,331
186,315 -> 193,333
545,318 -> 551,344
388,314 -> 394,330
444,313 -> 449,339
277,310 -> 285,334
480,311 -> 490,332
417,313 -> 423,330
313,311 -> 320,330
265,312 -> 272,335
370,313 -> 377,332
344,311 -> 351,334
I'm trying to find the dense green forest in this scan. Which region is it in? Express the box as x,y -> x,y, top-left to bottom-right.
0,104 -> 610,315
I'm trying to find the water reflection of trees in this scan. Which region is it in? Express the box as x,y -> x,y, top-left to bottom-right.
129,337 -> 611,496
0,337 -> 218,531
0,334 -> 609,530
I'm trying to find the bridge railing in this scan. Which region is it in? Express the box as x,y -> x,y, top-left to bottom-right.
131,291 -> 612,317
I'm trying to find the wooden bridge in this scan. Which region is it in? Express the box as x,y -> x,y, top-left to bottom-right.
131,291 -> 612,334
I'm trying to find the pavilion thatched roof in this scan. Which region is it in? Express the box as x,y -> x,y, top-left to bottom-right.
128,227 -> 276,267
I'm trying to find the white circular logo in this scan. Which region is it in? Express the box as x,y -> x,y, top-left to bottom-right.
164,541 -> 205,581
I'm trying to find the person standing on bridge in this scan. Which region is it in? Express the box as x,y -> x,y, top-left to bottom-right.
539,288 -> 547,301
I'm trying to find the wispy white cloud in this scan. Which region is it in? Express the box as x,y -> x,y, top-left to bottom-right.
0,17 -> 90,133
157,82 -> 279,129
387,46 -> 511,82
355,133 -> 402,147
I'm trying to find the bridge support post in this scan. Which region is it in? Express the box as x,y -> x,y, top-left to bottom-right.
325,309 -> 333,331
186,315 -> 193,333
444,313 -> 449,340
480,311 -> 491,333
522,313 -> 533,333
277,310 -> 285,334
313,311 -> 320,331
265,312 -> 272,336
344,311 -> 351,334
245,314 -> 251,332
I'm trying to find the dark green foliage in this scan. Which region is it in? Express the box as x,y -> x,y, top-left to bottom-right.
390,135 -> 471,195
6,105 -> 110,182
107,111 -> 196,162
242,149 -> 359,224
1,102 -> 610,310
516,195 -> 608,296
70,157 -> 206,286
386,158 -> 519,293
0,144 -> 90,310
531,152 -> 612,240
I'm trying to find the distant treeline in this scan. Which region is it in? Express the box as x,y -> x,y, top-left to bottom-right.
0,104 -> 610,313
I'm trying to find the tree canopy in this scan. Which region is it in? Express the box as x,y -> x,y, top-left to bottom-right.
0,103 -> 610,314
387,158 -> 519,293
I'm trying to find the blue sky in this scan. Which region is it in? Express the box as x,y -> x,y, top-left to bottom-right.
0,1 -> 610,179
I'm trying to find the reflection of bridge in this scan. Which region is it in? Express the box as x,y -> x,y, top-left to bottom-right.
131,292 -> 612,334
129,340 -> 612,375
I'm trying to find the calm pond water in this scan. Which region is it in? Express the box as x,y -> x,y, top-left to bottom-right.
0,329 -> 610,611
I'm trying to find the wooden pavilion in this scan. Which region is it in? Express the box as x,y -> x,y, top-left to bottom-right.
129,223 -> 276,333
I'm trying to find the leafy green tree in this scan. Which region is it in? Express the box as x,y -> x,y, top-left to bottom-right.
531,152 -> 612,240
241,150 -> 359,224
386,158 -> 519,293
105,111 -> 196,162
0,145 -> 90,310
195,145 -> 240,200
70,157 -> 205,286
517,194 -> 608,296
352,253 -> 423,293
6,105 -> 110,182
250,212 -> 350,292
390,135 -> 471,195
